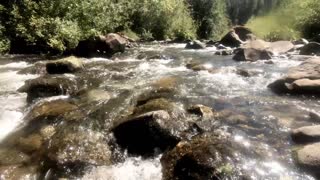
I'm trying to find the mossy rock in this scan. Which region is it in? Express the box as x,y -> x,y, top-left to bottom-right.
46,56 -> 84,74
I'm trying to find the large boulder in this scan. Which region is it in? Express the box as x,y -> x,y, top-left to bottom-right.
185,40 -> 206,49
75,33 -> 129,57
46,56 -> 84,74
268,58 -> 320,95
233,39 -> 272,61
220,26 -> 253,47
291,125 -> 320,143
294,143 -> 320,177
112,110 -> 185,156
300,42 -> 320,56
18,76 -> 79,103
233,40 -> 294,62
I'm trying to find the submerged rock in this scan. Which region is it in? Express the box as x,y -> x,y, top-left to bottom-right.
46,56 -> 84,74
47,129 -> 112,166
187,104 -> 215,120
18,62 -> 47,75
236,68 -> 260,77
112,110 -> 183,156
0,165 -> 39,179
268,58 -> 320,95
186,62 -> 220,74
18,76 -> 79,103
0,148 -> 30,166
185,40 -> 206,49
24,100 -> 78,122
291,125 -> 320,143
294,143 -> 320,177
300,42 -> 320,56
133,98 -> 176,116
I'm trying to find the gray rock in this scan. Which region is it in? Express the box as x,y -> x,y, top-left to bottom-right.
291,125 -> 320,143
300,42 -> 320,56
18,76 -> 79,103
295,143 -> 320,176
185,40 -> 206,49
268,58 -> 320,95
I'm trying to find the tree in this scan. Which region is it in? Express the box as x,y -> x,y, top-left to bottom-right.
187,0 -> 229,39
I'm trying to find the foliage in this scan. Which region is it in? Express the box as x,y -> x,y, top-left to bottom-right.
131,0 -> 196,40
187,0 -> 229,40
226,0 -> 282,25
247,0 -> 320,40
0,4 -> 9,54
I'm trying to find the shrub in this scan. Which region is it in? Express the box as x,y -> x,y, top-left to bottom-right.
247,0 -> 320,40
131,0 -> 196,40
187,0 -> 229,40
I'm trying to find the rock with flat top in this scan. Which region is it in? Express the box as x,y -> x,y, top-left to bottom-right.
291,125 -> 320,143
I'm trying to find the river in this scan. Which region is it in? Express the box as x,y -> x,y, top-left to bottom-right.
0,43 -> 318,179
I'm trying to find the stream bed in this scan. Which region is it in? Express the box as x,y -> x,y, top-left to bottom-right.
0,44 -> 319,180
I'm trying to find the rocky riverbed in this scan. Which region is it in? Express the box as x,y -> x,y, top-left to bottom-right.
0,40 -> 319,179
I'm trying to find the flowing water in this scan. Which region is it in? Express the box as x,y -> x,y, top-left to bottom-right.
0,44 -> 319,179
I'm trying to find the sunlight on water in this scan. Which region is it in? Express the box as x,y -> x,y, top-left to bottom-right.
82,156 -> 162,180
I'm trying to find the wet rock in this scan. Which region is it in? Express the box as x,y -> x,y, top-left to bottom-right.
133,98 -> 175,116
77,89 -> 111,103
300,42 -> 320,56
47,129 -> 112,166
294,143 -> 320,176
185,40 -> 206,49
310,112 -> 320,122
216,109 -> 250,125
0,148 -> 30,166
18,62 -> 46,75
293,38 -> 309,45
233,47 -> 272,62
75,33 -> 129,57
268,58 -> 320,95
206,40 -> 217,46
0,165 -> 39,179
112,110 -> 183,156
161,132 -> 249,180
215,50 -> 233,56
312,34 -> 320,43
46,56 -> 84,74
17,134 -> 43,153
24,100 -> 78,122
220,26 -> 253,47
236,68 -> 260,77
18,76 -> 79,103
186,62 -> 220,74
233,40 -> 294,62
187,104 -> 214,120
152,77 -> 177,92
291,125 -> 320,143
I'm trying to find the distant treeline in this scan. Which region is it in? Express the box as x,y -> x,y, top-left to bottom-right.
0,0 -> 280,54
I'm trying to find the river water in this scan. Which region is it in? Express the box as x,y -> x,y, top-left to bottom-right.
0,44 -> 318,179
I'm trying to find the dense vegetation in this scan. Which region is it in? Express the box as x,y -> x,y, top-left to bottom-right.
247,0 -> 320,41
1,0 -> 314,54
